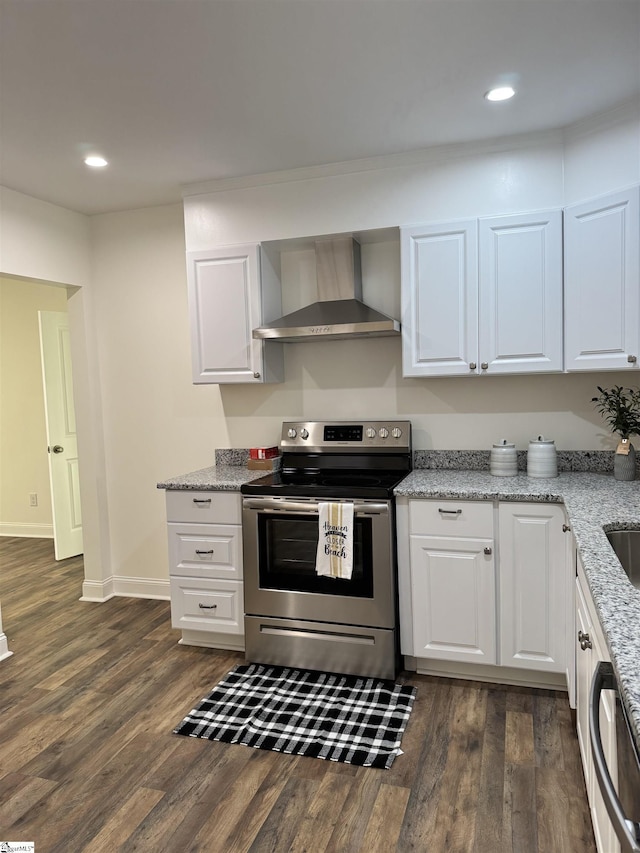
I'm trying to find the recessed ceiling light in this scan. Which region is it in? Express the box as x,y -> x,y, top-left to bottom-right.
84,155 -> 108,168
484,86 -> 516,102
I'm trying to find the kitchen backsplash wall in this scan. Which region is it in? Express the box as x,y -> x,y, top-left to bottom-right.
217,448 -> 634,475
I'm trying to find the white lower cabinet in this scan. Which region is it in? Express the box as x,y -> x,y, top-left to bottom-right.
407,500 -> 496,664
575,558 -> 620,853
397,497 -> 573,688
498,503 -> 569,674
165,490 -> 244,650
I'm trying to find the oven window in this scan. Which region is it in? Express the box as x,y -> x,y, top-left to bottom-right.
258,513 -> 374,597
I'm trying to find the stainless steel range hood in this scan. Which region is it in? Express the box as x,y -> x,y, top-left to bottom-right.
252,236 -> 400,342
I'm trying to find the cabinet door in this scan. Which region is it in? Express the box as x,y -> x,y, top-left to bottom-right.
187,244 -> 283,384
498,503 -> 568,672
479,210 -> 563,374
565,186 -> 640,372
409,535 -> 496,664
401,221 -> 478,377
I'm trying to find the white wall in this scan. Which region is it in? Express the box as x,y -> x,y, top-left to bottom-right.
0,186 -> 90,286
563,99 -> 640,205
89,204 -> 228,592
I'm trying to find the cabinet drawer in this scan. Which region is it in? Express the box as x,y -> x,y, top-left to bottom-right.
170,577 -> 243,634
168,523 -> 242,579
166,490 -> 241,524
410,499 -> 494,537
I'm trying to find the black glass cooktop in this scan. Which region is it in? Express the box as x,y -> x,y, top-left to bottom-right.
241,468 -> 409,499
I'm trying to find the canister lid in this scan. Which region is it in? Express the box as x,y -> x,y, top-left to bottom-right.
529,435 -> 555,445
492,439 -> 515,448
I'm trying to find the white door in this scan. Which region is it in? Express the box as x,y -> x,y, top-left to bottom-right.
564,186 -> 640,372
479,210 -> 563,374
401,221 -> 479,377
39,310 -> 83,560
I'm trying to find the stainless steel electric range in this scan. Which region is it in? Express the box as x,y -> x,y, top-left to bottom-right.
240,420 -> 412,679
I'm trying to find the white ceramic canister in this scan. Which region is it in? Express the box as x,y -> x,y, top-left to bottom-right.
527,435 -> 558,478
490,439 -> 517,477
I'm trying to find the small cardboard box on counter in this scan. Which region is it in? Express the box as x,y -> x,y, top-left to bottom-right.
247,455 -> 281,471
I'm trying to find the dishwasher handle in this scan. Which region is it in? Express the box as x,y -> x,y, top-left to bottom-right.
590,660 -> 640,853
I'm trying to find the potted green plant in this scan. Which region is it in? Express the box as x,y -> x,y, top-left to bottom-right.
591,385 -> 640,480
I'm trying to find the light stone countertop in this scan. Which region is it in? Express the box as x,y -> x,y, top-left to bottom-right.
156,464 -> 263,491
395,469 -> 640,754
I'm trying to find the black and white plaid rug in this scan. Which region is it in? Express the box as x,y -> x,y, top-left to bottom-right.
173,663 -> 416,769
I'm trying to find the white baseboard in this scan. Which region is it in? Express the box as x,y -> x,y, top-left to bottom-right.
80,576 -> 115,602
179,629 -> 245,652
112,576 -> 170,600
0,632 -> 12,661
0,522 -> 54,538
81,575 -> 169,602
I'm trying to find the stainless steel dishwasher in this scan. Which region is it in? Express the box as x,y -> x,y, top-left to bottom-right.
590,661 -> 640,853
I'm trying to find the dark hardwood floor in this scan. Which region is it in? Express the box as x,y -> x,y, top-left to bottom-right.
0,536 -> 596,852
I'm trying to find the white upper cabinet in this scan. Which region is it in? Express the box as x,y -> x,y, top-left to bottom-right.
564,186 -> 640,372
401,220 -> 478,377
401,209 -> 563,377
187,243 -> 284,384
478,210 -> 563,375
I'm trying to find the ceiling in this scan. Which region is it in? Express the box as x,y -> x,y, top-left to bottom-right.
1,0 -> 639,216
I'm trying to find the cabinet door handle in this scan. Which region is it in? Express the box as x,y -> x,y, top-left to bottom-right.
484,547 -> 492,555
195,549 -> 214,556
628,354 -> 637,364
438,508 -> 462,515
469,362 -> 477,371
198,603 -> 217,610
481,362 -> 488,371
578,630 -> 592,650
193,498 -> 212,505
563,524 -> 571,533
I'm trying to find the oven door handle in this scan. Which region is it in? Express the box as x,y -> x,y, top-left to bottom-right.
590,660 -> 640,853
242,498 -> 389,516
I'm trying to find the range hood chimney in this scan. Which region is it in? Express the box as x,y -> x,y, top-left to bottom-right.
252,236 -> 400,342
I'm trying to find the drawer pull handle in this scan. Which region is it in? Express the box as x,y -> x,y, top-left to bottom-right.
438,508 -> 462,515
199,603 -> 217,610
193,498 -> 212,505
195,549 -> 214,556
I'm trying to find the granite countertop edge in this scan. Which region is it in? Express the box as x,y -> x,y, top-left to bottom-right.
158,464 -> 640,749
156,465 -> 263,491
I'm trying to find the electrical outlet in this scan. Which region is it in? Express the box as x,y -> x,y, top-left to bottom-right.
29,493 -> 38,507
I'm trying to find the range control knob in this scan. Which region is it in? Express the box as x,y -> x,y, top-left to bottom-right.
366,427 -> 376,439
300,428 -> 309,440
287,428 -> 297,439
391,427 -> 403,439
378,427 -> 389,439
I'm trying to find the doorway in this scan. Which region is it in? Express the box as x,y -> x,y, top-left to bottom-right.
0,277 -> 82,558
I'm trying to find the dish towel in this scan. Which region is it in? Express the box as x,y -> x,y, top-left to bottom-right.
316,501 -> 354,579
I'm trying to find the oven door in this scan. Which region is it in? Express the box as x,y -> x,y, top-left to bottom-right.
590,660 -> 640,853
242,496 -> 396,629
